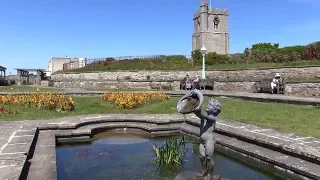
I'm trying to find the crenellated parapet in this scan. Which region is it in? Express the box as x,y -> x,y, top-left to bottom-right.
194,7 -> 228,19
209,8 -> 228,15
194,10 -> 200,19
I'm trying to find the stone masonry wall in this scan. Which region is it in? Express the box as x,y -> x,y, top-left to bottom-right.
213,82 -> 320,97
285,83 -> 320,97
51,67 -> 320,82
50,67 -> 320,97
53,81 -> 173,90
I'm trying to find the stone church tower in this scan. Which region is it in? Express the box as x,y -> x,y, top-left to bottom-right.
192,0 -> 230,54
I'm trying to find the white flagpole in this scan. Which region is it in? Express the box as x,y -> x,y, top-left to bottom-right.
209,0 -> 212,9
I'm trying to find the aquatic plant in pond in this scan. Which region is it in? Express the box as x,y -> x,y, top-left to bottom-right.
152,136 -> 187,165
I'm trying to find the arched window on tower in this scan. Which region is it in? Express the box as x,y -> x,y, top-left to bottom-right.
213,15 -> 220,29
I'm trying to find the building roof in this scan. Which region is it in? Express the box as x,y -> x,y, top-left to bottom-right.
14,68 -> 46,72
0,65 -> 6,70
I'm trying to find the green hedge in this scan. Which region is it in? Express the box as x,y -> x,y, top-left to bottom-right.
190,42 -> 319,65
83,55 -> 191,71
305,41 -> 320,60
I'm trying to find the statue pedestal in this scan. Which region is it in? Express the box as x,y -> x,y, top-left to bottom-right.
174,171 -> 226,180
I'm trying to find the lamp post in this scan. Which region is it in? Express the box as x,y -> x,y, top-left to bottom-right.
201,44 -> 207,79
191,51 -> 194,66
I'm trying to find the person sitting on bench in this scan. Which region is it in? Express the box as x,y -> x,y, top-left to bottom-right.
185,75 -> 192,90
193,76 -> 200,90
271,73 -> 282,94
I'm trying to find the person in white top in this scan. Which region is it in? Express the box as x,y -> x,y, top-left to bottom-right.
185,75 -> 192,90
271,73 -> 282,94
193,76 -> 200,89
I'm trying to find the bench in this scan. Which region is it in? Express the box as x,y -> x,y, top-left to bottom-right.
180,79 -> 214,90
199,79 -> 214,90
253,78 -> 285,94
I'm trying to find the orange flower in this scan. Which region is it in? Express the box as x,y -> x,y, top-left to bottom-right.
102,92 -> 170,109
0,93 -> 75,112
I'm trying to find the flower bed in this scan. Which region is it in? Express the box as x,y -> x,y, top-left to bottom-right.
102,92 -> 170,109
0,106 -> 18,114
0,94 -> 75,112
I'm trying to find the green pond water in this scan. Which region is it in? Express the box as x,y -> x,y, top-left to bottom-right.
56,131 -> 291,180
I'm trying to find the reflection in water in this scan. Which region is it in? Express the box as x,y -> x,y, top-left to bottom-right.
56,131 -> 286,180
93,131 -> 150,145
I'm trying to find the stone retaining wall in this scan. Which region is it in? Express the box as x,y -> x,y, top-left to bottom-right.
51,67 -> 320,82
51,81 -> 175,90
45,80 -> 320,98
213,82 -> 320,97
49,67 -> 320,97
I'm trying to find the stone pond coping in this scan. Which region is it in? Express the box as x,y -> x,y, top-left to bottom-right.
1,114 -> 320,179
1,90 -> 319,106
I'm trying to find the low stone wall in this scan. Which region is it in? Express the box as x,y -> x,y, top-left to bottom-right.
41,80 -> 49,86
52,80 -> 176,90
49,67 -> 320,97
213,82 -> 320,97
286,83 -> 320,97
51,66 -> 320,82
47,80 -> 320,98
214,82 -> 256,92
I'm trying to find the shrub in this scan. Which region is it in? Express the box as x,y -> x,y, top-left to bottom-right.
305,41 -> 320,60
251,42 -> 279,52
165,55 -> 187,65
243,48 -> 250,56
229,53 -> 245,64
191,49 -> 202,65
281,45 -> 305,55
206,52 -> 230,65
104,57 -> 116,65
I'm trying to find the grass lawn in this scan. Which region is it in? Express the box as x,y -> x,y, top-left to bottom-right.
0,85 -> 64,92
286,77 -> 320,83
1,96 -> 319,138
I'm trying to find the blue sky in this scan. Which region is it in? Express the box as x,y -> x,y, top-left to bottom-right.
0,0 -> 319,74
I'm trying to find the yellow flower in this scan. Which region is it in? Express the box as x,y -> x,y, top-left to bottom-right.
101,92 -> 169,109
